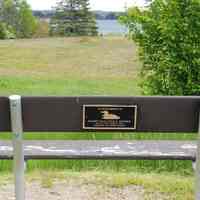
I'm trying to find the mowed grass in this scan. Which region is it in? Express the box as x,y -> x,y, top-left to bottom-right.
0,37 -> 140,95
0,37 -> 139,80
0,36 -> 196,174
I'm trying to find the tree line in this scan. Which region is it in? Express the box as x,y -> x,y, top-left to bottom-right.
0,0 -> 125,39
33,10 -> 125,20
0,0 -> 98,39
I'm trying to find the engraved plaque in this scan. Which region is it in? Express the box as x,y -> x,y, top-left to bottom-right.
83,105 -> 137,130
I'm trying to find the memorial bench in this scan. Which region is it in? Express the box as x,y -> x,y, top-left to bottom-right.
0,96 -> 199,161
0,95 -> 199,200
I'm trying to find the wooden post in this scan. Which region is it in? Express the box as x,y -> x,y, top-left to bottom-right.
196,110 -> 200,200
9,95 -> 25,200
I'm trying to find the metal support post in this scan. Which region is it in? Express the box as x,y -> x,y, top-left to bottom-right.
196,111 -> 200,200
9,95 -> 25,200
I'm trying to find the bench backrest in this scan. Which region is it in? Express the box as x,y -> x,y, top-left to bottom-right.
0,96 -> 199,133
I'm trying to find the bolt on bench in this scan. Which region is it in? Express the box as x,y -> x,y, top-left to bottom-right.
0,95 -> 199,200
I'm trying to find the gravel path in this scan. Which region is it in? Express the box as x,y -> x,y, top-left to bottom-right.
0,179 -> 169,200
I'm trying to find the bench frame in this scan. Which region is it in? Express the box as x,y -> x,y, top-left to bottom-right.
10,95 -> 24,200
6,95 -> 200,200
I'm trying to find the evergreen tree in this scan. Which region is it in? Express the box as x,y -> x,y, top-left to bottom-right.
50,0 -> 98,36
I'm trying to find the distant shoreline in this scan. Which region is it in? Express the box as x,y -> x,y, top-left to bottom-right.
38,18 -> 127,35
33,10 -> 125,20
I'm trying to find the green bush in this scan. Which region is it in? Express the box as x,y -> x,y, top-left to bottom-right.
0,0 -> 37,39
0,23 -> 7,39
0,23 -> 16,39
120,0 -> 200,95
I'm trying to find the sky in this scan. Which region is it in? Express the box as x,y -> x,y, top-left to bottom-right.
27,0 -> 146,11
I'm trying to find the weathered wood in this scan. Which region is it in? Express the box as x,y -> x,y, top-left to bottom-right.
0,140 -> 197,160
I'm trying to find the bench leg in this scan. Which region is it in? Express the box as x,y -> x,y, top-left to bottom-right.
24,160 -> 27,172
195,111 -> 200,200
193,161 -> 196,171
10,95 -> 25,200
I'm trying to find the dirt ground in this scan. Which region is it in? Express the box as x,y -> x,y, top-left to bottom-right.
0,179 -> 170,200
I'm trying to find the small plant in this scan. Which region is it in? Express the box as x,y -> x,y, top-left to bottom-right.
110,175 -> 129,188
41,174 -> 54,188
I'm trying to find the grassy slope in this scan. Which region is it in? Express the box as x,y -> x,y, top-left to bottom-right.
0,37 -> 195,174
0,37 -> 140,95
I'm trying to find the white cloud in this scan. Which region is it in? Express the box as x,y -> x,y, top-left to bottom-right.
27,0 -> 146,11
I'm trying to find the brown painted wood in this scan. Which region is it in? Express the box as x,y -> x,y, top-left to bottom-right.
0,97 -> 10,131
0,96 -> 199,132
0,140 -> 196,160
21,96 -> 200,132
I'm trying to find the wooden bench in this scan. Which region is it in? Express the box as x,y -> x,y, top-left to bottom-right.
0,96 -> 200,200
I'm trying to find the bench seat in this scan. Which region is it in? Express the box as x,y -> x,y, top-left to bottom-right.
0,140 -> 197,161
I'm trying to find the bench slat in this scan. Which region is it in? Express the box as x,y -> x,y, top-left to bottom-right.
0,96 -> 199,132
0,140 -> 196,161
21,96 -> 200,132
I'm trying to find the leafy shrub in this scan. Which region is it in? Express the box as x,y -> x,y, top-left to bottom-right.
0,23 -> 16,39
0,23 -> 7,39
120,0 -> 200,95
0,0 -> 37,39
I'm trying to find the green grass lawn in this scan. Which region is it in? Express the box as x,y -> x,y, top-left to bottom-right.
0,36 -> 196,174
0,37 -> 140,96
